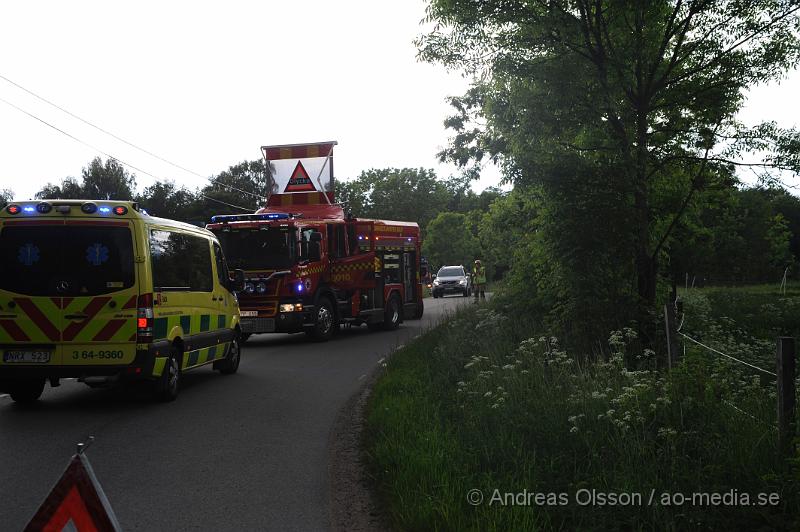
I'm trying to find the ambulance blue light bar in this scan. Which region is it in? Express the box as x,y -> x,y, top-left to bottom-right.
210,213 -> 292,223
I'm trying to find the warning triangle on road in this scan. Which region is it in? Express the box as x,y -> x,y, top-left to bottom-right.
25,453 -> 121,532
283,161 -> 317,192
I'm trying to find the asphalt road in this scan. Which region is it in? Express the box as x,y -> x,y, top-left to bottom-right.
0,295 -> 470,531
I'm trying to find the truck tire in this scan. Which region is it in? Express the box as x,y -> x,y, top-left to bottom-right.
215,336 -> 241,375
155,349 -> 181,402
412,299 -> 424,319
9,379 -> 45,404
307,297 -> 335,342
382,294 -> 402,331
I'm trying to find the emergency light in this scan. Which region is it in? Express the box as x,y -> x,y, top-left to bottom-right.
210,212 -> 292,223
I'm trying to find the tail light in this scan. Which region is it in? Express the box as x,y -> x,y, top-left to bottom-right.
136,293 -> 154,343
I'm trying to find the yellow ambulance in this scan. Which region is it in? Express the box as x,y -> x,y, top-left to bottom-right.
0,200 -> 243,403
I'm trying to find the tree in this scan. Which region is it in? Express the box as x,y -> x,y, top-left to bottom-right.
197,160 -> 266,219
36,177 -> 84,200
36,157 -> 136,200
420,0 -> 800,345
135,181 -> 199,221
0,189 -> 13,208
81,157 -> 136,200
423,212 -> 479,268
338,168 -> 452,235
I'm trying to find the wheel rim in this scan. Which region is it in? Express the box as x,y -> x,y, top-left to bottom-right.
230,340 -> 240,366
318,306 -> 332,334
391,301 -> 399,324
167,357 -> 179,393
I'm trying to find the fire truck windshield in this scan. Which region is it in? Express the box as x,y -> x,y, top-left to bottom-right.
214,227 -> 294,270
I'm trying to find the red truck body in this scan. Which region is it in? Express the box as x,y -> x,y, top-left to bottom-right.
207,190 -> 424,341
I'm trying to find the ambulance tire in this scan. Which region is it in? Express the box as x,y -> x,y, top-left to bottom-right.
9,379 -> 45,404
216,336 -> 241,375
382,294 -> 402,331
307,297 -> 335,342
155,349 -> 181,402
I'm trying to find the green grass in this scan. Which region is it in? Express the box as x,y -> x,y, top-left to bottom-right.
365,297 -> 800,531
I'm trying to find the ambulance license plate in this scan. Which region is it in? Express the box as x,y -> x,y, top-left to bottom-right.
240,311 -> 258,317
3,350 -> 51,363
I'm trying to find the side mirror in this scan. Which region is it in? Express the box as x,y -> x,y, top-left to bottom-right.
231,269 -> 245,292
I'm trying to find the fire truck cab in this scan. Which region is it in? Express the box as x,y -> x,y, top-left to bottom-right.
207,192 -> 424,342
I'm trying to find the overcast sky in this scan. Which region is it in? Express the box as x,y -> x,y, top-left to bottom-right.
0,1 -> 798,202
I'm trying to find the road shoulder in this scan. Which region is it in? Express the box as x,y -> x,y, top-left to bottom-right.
327,364 -> 388,532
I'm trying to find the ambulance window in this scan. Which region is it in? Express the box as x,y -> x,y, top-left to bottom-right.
0,225 -> 134,296
213,242 -> 229,286
150,230 -> 213,292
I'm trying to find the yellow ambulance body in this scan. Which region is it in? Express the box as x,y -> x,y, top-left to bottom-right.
0,200 -> 242,403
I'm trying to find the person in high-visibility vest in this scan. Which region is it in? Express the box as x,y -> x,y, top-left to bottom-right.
472,259 -> 486,301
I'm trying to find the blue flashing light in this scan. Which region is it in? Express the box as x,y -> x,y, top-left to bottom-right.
297,282 -> 304,292
358,235 -> 363,240
99,206 -> 111,214
23,206 -> 35,213
210,212 -> 293,224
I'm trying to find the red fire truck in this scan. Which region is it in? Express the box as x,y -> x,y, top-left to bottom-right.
206,142 -> 426,341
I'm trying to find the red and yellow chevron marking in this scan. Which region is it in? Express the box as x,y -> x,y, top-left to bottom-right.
14,297 -> 60,341
0,319 -> 30,341
263,143 -> 334,160
63,295 -> 137,343
62,297 -> 111,341
275,192 -> 330,206
0,294 -> 138,344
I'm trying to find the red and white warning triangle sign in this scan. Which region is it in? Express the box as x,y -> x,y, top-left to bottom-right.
25,453 -> 121,532
283,161 -> 317,192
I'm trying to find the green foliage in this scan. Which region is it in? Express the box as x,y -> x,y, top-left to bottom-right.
36,157 -> 136,200
339,168 -> 453,235
366,302 -> 798,531
134,181 -> 199,222
419,0 -> 800,346
0,189 -> 12,208
338,168 -> 503,238
669,186 -> 797,285
423,211 -> 479,268
199,159 -> 266,215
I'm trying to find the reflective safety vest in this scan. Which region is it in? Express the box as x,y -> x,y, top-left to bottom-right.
474,265 -> 486,284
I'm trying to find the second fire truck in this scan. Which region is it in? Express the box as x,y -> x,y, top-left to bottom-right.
206,142 -> 426,342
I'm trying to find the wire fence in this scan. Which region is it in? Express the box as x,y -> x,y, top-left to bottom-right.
666,298 -> 795,453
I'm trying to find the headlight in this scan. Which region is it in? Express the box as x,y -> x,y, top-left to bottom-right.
459,279 -> 467,285
256,281 -> 267,294
244,282 -> 255,294
280,304 -> 295,313
433,279 -> 440,285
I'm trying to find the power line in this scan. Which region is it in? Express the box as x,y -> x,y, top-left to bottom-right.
0,73 -> 265,201
0,95 -> 253,212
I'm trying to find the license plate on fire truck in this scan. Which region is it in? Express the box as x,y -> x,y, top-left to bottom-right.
240,311 -> 258,317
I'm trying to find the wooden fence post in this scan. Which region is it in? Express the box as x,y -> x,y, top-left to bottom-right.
777,337 -> 796,455
664,304 -> 676,370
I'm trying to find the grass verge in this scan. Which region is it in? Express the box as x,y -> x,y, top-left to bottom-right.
365,299 -> 799,531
